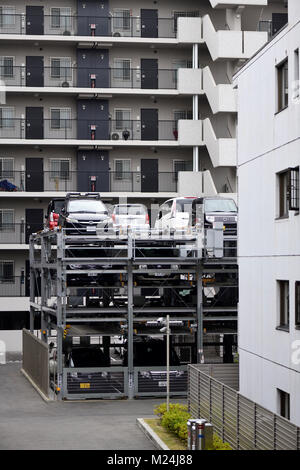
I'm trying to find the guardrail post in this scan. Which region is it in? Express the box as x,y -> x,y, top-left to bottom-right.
222,385 -> 225,442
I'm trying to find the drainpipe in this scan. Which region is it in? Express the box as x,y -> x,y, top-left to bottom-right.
193,43 -> 199,172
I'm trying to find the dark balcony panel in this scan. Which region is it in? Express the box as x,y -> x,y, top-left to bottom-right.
77,0 -> 110,36
77,49 -> 109,88
77,150 -> 109,192
77,100 -> 109,140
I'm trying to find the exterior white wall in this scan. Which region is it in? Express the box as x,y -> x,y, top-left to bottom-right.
235,1 -> 300,426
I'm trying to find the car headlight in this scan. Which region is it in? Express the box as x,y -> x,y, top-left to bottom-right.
206,216 -> 215,223
66,217 -> 79,223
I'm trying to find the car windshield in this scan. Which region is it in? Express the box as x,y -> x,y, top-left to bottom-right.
204,199 -> 237,213
67,199 -> 107,213
115,205 -> 147,216
176,199 -> 195,214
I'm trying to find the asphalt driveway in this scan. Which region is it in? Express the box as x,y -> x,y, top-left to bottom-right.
0,363 -> 172,450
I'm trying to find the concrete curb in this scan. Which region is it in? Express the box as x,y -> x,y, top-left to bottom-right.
136,418 -> 170,451
20,368 -> 52,403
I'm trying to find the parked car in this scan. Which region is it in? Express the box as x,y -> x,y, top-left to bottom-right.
112,203 -> 150,233
45,198 -> 65,230
58,192 -> 111,234
191,196 -> 238,235
154,197 -> 196,233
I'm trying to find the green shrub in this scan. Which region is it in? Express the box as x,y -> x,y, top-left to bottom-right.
154,402 -> 232,450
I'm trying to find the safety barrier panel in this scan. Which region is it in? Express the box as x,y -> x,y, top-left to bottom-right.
134,365 -> 188,397
22,329 -> 49,397
63,366 -> 128,399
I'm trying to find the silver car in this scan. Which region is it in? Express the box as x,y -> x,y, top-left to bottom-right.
112,204 -> 150,233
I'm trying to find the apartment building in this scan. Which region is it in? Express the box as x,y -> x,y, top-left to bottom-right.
234,0 -> 300,426
0,1 -> 287,344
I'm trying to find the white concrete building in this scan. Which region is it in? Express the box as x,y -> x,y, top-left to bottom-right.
0,0 -> 287,352
234,0 -> 300,426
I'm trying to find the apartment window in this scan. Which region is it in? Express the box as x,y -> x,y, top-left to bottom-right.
50,160 -> 70,180
113,59 -> 131,81
278,280 -> 289,330
51,7 -> 72,29
277,167 -> 299,217
173,11 -> 200,33
295,282 -> 300,328
0,56 -> 14,78
0,260 -> 14,281
0,157 -> 14,178
115,109 -> 131,130
113,10 -> 131,31
277,58 -> 288,112
50,58 -> 72,80
115,159 -> 131,180
0,107 -> 15,128
50,108 -> 71,129
0,6 -> 16,27
0,209 -> 14,230
278,389 -> 290,420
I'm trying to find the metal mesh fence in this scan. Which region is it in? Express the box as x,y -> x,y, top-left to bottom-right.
22,329 -> 49,397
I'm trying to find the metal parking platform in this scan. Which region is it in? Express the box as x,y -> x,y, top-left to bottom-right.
27,227 -> 238,400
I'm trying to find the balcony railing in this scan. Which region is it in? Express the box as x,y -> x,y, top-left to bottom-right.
0,223 -> 25,243
0,171 -> 178,193
0,67 -> 178,89
0,15 -> 176,38
0,277 -> 26,296
0,119 -> 178,141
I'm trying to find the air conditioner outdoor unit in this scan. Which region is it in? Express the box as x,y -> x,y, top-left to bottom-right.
111,132 -> 121,140
113,31 -> 122,37
61,81 -> 70,87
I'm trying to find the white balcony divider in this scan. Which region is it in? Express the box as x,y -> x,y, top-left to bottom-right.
202,15 -> 268,60
203,118 -> 236,167
178,120 -> 203,146
202,66 -> 237,113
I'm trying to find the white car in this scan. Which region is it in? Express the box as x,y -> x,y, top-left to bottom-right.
112,204 -> 150,233
154,197 -> 196,233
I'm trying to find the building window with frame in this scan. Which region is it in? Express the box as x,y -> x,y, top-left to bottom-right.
277,389 -> 290,420
277,58 -> 288,112
295,282 -> 300,328
0,260 -> 14,281
0,107 -> 15,128
50,58 -> 72,81
50,108 -> 71,129
0,157 -> 14,178
173,160 -> 190,181
0,6 -> 16,27
114,159 -> 131,180
114,109 -> 131,131
0,56 -> 14,78
113,59 -> 131,81
50,160 -> 70,180
113,10 -> 131,31
50,7 -> 72,30
277,167 -> 299,218
0,209 -> 14,231
277,280 -> 289,331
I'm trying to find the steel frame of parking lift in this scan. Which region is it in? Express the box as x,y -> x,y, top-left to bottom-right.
29,228 -> 237,400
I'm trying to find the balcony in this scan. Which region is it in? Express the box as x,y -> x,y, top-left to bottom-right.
1,67 -> 177,90
0,223 -> 26,244
0,119 -> 177,142
0,171 -> 178,193
0,15 -> 176,38
0,277 -> 26,297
